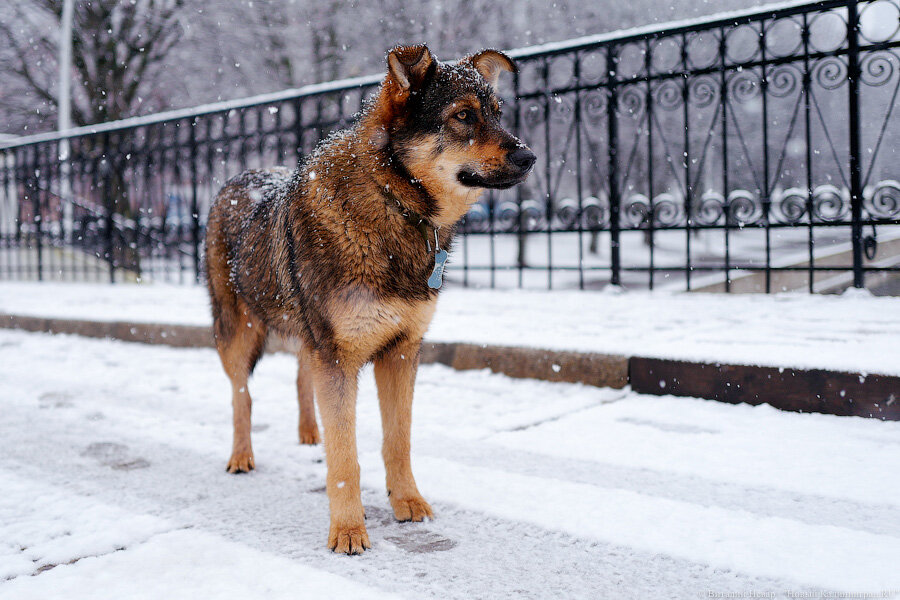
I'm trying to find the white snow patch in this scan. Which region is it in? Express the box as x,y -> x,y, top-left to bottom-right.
0,330 -> 898,596
0,472 -> 397,600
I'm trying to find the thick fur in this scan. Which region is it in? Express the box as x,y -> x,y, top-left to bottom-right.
204,44 -> 533,554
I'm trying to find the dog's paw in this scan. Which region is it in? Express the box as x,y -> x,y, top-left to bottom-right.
390,495 -> 434,522
298,425 -> 320,445
226,451 -> 255,473
328,523 -> 371,555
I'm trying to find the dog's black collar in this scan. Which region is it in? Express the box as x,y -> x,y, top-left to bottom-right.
379,144 -> 441,251
378,144 -> 449,289
384,145 -> 435,216
379,184 -> 439,253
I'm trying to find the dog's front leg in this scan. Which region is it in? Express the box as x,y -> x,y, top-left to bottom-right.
311,358 -> 370,554
374,338 -> 434,522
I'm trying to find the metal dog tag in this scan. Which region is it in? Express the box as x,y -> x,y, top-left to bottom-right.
427,249 -> 449,289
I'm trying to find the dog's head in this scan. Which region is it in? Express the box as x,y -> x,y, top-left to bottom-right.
372,44 -> 535,220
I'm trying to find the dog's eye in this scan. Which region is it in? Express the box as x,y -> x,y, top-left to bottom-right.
455,110 -> 473,123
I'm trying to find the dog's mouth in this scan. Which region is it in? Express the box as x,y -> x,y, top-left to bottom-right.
457,169 -> 532,190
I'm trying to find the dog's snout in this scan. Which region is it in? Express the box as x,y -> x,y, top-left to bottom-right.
508,148 -> 536,172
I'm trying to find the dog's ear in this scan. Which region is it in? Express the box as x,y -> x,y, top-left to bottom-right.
387,44 -> 434,93
463,49 -> 517,90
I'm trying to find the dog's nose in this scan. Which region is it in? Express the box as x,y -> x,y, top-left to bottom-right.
508,148 -> 536,172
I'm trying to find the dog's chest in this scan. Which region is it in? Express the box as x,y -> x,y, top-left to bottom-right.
327,287 -> 437,356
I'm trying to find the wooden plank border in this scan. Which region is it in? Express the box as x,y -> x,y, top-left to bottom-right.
630,357 -> 900,420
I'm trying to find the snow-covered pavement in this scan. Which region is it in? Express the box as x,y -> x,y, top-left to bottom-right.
1,329 -> 899,598
2,282 -> 899,375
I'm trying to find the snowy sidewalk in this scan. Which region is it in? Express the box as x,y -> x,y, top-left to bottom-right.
0,281 -> 898,376
1,329 -> 899,599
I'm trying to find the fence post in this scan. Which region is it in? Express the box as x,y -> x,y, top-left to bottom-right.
33,145 -> 43,281
847,0 -> 865,289
189,118 -> 201,283
607,43 -> 621,287
101,133 -> 115,283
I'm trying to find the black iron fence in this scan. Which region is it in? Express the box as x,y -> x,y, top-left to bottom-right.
2,0 -> 899,292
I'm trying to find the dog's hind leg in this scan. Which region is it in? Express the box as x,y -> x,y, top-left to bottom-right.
296,347 -> 320,445
213,296 -> 268,474
311,356 -> 370,554
374,338 -> 434,522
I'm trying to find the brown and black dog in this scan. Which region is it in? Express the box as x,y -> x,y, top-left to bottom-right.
204,44 -> 535,554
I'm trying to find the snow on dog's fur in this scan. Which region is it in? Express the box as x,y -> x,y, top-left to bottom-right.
204,44 -> 534,554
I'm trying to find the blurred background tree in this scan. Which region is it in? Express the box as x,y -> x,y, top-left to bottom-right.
0,0 -> 185,131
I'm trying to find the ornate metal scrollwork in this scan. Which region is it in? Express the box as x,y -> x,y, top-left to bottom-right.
622,193 -> 651,228
496,200 -> 523,232
653,192 -> 684,227
864,179 -> 900,219
726,190 -> 762,226
617,87 -> 645,118
728,69 -> 762,103
581,196 -> 609,229
689,76 -> 719,108
859,51 -> 897,87
812,184 -> 850,222
775,187 -> 809,224
767,65 -> 800,98
653,80 -> 683,111
554,197 -> 580,230
460,178 -> 899,234
582,89 -> 608,124
813,56 -> 848,90
695,191 -> 726,226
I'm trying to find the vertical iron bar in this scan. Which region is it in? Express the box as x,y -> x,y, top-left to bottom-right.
489,186 -> 496,289
102,133 -> 114,283
35,145 -> 43,281
543,56 -> 553,290
238,109 -> 247,172
21,146 -> 31,279
207,118 -> 217,282
1,151 -> 7,279
720,27 -> 731,292
63,139 -> 74,281
574,52 -> 585,290
18,147 -> 27,279
257,107 -> 265,163
275,102 -> 284,163
847,0 -> 865,289
294,98 -> 305,162
47,143 -> 57,280
462,223 -> 469,287
15,148 -> 23,279
4,150 -> 12,280
514,60 -> 524,289
190,118 -> 201,283
802,12 -> 815,293
159,135 -> 171,283
760,20 -> 773,293
176,128 -> 186,284
607,44 -> 621,287
645,39 -> 656,290
681,33 -> 693,291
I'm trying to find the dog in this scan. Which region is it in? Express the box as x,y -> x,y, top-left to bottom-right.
204,44 -> 535,554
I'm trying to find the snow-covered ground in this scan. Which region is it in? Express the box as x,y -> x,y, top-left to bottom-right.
1,281 -> 898,375
1,329 -> 898,598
